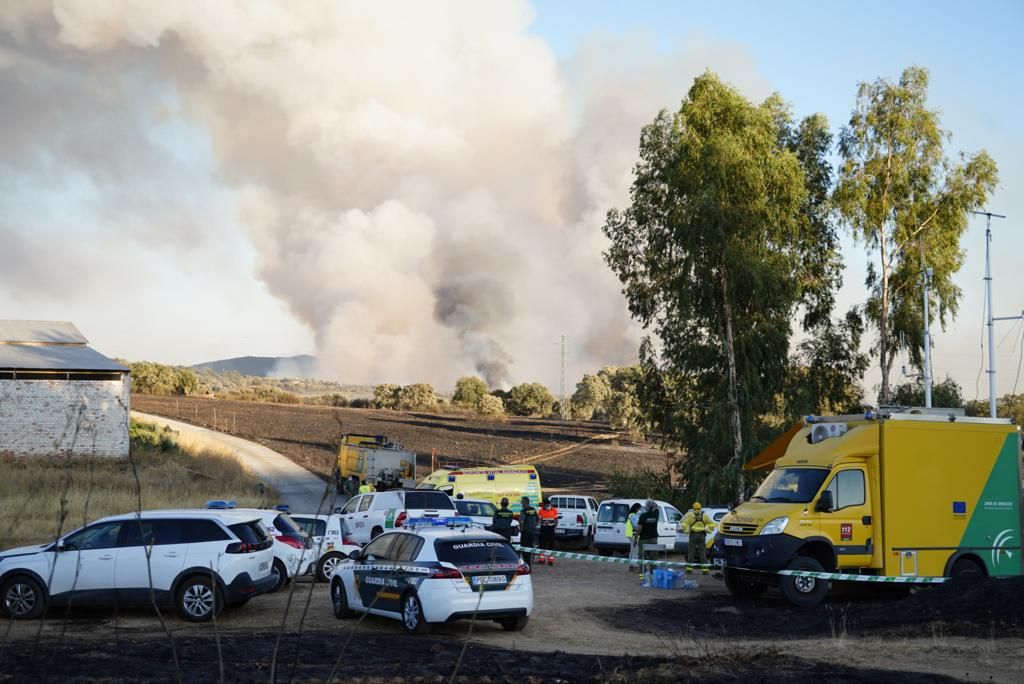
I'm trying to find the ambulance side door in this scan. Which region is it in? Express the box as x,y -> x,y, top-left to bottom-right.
817,467 -> 873,568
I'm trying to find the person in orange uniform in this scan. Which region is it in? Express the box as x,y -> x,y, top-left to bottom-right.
537,498 -> 559,565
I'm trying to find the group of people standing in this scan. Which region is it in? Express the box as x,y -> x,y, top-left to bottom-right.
627,500 -> 716,575
490,496 -> 559,566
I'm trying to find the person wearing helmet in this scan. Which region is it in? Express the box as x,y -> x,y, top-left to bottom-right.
680,502 -> 716,574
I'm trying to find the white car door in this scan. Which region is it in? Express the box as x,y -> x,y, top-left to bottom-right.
49,521 -> 123,597
116,519 -> 188,599
660,506 -> 682,544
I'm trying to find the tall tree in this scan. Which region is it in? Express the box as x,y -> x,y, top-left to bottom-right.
834,66 -> 998,403
603,73 -> 840,502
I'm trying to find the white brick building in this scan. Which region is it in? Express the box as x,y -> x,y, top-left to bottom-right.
0,321 -> 129,458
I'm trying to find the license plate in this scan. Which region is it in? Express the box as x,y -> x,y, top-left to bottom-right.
724,538 -> 743,547
555,529 -> 567,535
470,575 -> 508,586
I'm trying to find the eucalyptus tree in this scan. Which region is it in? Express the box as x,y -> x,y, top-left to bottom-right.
835,66 -> 997,403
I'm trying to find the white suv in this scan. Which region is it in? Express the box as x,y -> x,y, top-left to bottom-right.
593,499 -> 684,556
548,495 -> 598,549
0,510 -> 276,622
230,508 -> 315,592
330,520 -> 532,635
335,490 -> 458,544
290,513 -> 361,581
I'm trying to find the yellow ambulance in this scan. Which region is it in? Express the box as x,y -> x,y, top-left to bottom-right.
714,410 -> 1022,606
417,466 -> 543,512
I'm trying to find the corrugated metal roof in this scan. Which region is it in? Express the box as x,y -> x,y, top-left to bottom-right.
0,320 -> 88,345
0,344 -> 128,372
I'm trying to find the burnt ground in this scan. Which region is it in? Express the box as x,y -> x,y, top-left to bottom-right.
592,577 -> 1024,640
132,395 -> 669,494
0,632 -> 962,683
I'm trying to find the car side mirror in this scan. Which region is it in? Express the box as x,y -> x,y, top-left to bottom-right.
347,549 -> 361,561
815,490 -> 834,513
55,540 -> 67,552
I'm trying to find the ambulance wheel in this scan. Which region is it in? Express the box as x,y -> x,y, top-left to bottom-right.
401,591 -> 431,635
331,577 -> 355,619
723,568 -> 767,599
950,557 -> 985,580
779,557 -> 829,607
498,616 -> 529,631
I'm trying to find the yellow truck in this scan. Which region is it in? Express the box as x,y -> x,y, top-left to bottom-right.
334,434 -> 416,494
714,411 -> 1022,606
416,466 -> 543,512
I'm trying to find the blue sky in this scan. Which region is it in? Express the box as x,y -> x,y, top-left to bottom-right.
531,0 -> 1024,400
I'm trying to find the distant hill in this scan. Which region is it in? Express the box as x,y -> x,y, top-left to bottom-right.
191,355 -> 318,378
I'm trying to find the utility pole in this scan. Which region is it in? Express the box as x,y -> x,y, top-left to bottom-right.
973,210 -> 1007,418
919,241 -> 934,407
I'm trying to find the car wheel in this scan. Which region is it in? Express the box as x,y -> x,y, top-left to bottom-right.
579,534 -> 592,551
401,591 -> 430,635
950,557 -> 985,580
498,616 -> 528,632
370,526 -> 384,540
1,576 -> 46,620
268,559 -> 289,593
177,576 -> 223,623
723,568 -> 767,599
779,556 -> 829,607
316,552 -> 345,582
331,577 -> 356,619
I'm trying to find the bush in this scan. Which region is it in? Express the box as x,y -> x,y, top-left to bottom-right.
453,376 -> 489,407
506,382 -> 555,417
350,398 -> 372,409
399,383 -> 437,410
476,394 -> 505,417
571,373 -> 612,420
374,383 -> 401,409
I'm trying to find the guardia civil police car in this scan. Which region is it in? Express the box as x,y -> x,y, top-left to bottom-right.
329,517 -> 532,635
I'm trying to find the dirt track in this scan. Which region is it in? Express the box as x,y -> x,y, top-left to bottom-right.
3,558 -> 1021,682
131,395 -> 668,494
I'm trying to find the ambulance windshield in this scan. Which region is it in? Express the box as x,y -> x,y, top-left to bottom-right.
750,468 -> 829,504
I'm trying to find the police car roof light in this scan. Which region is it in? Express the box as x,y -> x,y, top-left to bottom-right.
205,500 -> 236,509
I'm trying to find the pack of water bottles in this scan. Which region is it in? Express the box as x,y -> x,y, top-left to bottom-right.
642,567 -> 698,590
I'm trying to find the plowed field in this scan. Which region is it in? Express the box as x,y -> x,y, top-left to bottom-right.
131,395 -> 668,493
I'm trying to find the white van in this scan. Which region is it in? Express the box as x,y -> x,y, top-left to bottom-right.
548,495 -> 598,549
335,489 -> 458,545
593,499 -> 683,556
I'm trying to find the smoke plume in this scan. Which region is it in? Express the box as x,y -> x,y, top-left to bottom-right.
0,2 -> 767,387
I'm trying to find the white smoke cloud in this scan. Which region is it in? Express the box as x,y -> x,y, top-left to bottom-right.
0,1 -> 768,387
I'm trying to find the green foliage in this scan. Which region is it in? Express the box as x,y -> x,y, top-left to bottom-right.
130,361 -> 177,395
399,383 -> 437,410
128,420 -> 177,451
835,66 -> 998,403
476,394 -> 505,417
570,373 -> 612,420
453,376 -> 489,407
607,467 -> 687,510
173,368 -> 199,396
603,72 -> 841,503
890,376 -> 964,409
506,382 -> 555,417
373,383 -> 401,409
964,394 -> 1023,426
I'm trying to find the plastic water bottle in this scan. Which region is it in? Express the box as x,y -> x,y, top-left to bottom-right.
681,579 -> 698,590
653,568 -> 663,588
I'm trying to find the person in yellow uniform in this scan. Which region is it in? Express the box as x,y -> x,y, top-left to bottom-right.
358,480 -> 376,494
680,502 -> 716,574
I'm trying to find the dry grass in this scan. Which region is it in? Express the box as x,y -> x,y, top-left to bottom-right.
0,420 -> 277,548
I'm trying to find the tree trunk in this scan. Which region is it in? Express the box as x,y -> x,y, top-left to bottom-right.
720,267 -> 744,503
878,226 -> 891,404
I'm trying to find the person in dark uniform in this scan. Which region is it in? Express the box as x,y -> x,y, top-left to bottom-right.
518,496 -> 539,567
491,497 -> 515,541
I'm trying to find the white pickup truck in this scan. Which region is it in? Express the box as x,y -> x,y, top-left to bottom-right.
548,495 -> 598,549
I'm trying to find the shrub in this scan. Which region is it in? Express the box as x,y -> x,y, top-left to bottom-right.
506,382 -> 555,417
453,376 -> 489,407
399,383 -> 437,410
476,394 -> 505,417
374,383 -> 401,409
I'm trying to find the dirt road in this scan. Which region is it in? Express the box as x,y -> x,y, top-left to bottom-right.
132,411 -> 339,514
4,556 -> 1021,682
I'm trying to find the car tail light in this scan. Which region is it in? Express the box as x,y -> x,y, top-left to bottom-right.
226,542 -> 260,554
430,567 -> 463,579
276,535 -> 304,550
515,561 -> 531,576
342,538 -> 358,546
395,512 -> 408,528
576,514 -> 583,525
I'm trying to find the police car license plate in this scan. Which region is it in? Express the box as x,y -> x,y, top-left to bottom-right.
724,538 -> 742,547
471,575 -> 508,586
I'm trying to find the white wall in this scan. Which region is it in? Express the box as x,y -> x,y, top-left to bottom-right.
0,376 -> 130,457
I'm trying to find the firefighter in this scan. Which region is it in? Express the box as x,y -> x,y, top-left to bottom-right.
518,496 -> 539,567
537,498 -> 559,564
491,497 -> 515,541
680,502 -> 716,574
358,480 -> 375,494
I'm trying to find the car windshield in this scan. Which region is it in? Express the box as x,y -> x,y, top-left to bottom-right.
434,538 -> 519,565
404,491 -> 454,510
456,501 -> 497,517
273,513 -> 305,536
751,468 -> 829,504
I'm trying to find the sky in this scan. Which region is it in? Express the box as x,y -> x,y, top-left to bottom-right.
1,0 -> 1021,402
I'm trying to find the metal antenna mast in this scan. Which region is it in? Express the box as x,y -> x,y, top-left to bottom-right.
972,210 -> 1007,417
